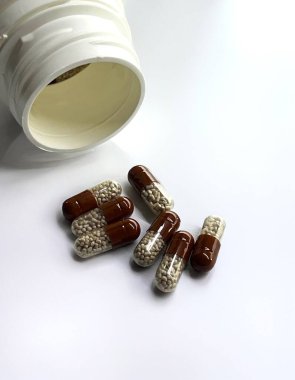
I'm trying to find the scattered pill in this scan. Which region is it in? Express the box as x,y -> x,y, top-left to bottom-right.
71,196 -> 134,237
128,165 -> 174,215
62,180 -> 122,222
133,211 -> 180,267
154,231 -> 194,293
74,218 -> 141,258
190,216 -> 226,272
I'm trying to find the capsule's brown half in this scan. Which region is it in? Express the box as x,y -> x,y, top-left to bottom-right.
149,211 -> 180,241
62,190 -> 97,222
105,218 -> 141,248
100,196 -> 134,224
166,231 -> 195,263
190,234 -> 221,272
128,165 -> 158,193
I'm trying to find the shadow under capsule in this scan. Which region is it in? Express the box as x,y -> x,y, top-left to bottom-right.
151,281 -> 174,298
56,211 -> 73,240
187,263 -> 215,287
129,256 -> 148,272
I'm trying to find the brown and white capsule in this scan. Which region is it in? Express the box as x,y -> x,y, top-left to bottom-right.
71,196 -> 134,237
74,218 -> 141,259
154,231 -> 194,293
133,211 -> 180,267
62,180 -> 122,222
128,165 -> 174,215
190,216 -> 226,272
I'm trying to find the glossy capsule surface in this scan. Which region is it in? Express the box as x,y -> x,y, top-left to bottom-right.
74,218 -> 141,258
62,180 -> 122,222
133,211 -> 180,267
190,216 -> 226,272
128,165 -> 174,215
71,196 -> 134,236
154,231 -> 194,293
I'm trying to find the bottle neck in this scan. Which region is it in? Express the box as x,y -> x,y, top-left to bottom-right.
0,0 -> 144,152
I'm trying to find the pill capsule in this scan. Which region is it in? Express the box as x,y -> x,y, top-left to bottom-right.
128,165 -> 174,215
62,180 -> 122,222
133,211 -> 180,267
190,216 -> 226,272
74,218 -> 141,259
154,231 -> 194,293
71,196 -> 134,237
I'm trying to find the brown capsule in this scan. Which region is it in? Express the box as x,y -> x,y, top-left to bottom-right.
100,197 -> 134,224
128,165 -> 158,193
63,190 -> 97,222
128,165 -> 174,215
190,235 -> 221,272
154,231 -> 195,293
105,219 -> 141,248
71,196 -> 134,237
133,211 -> 181,267
62,180 -> 122,222
74,218 -> 141,259
190,216 -> 226,272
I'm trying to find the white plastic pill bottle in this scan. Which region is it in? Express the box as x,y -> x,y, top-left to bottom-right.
0,0 -> 144,152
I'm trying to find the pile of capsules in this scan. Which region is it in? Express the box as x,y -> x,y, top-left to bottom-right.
62,165 -> 226,293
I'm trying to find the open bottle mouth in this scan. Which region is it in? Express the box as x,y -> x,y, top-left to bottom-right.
27,61 -> 142,152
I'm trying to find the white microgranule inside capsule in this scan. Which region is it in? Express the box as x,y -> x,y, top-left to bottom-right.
74,228 -> 112,258
133,231 -> 166,267
201,216 -> 226,240
71,208 -> 107,237
141,183 -> 174,215
91,180 -> 122,204
154,255 -> 185,293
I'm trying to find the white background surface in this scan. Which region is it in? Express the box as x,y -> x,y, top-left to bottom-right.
1,0 -> 295,379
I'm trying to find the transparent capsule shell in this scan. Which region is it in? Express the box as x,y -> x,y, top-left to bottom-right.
133,210 -> 180,267
74,227 -> 113,258
154,230 -> 194,293
141,183 -> 174,215
133,230 -> 166,267
71,208 -> 107,237
154,254 -> 185,293
201,215 -> 226,241
90,180 -> 122,205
